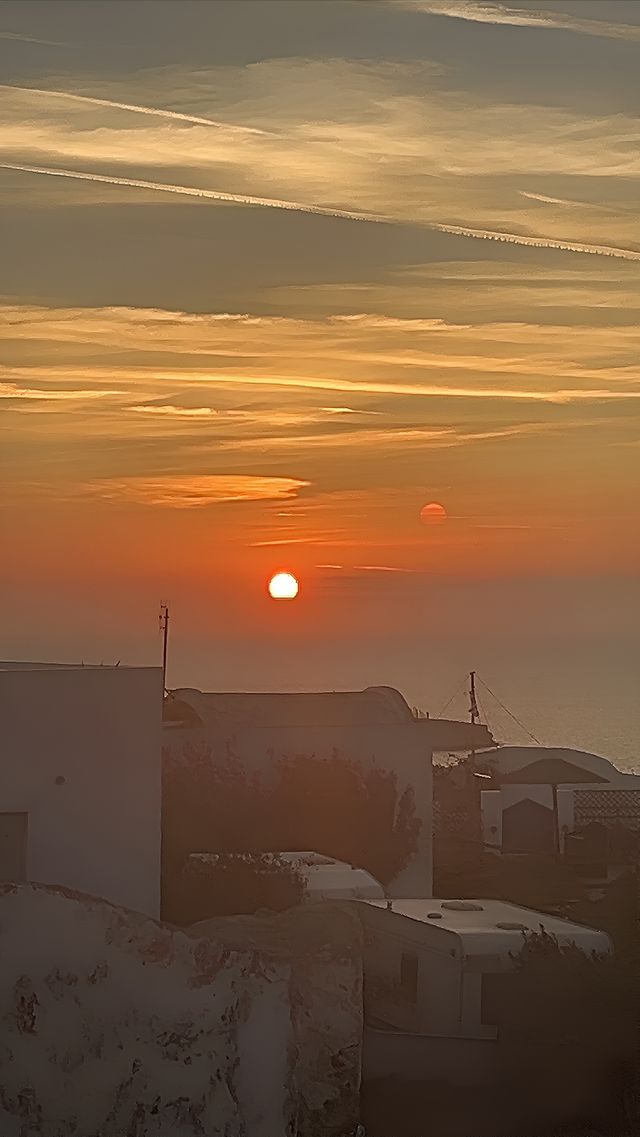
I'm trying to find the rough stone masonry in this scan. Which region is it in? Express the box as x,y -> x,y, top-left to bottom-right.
0,883 -> 362,1137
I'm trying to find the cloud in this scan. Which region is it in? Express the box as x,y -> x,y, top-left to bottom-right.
130,404 -> 219,419
0,162 -> 382,225
3,304 -> 640,406
0,83 -> 268,135
2,58 -> 639,262
519,191 -> 582,207
80,474 -> 310,508
432,222 -> 640,262
392,1 -> 640,42
353,564 -> 417,573
9,361 -> 640,405
3,160 -> 639,263
0,30 -> 64,46
0,381 -> 120,401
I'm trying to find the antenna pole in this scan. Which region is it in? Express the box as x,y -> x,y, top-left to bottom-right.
160,604 -> 169,694
468,670 -> 479,766
469,670 -> 479,725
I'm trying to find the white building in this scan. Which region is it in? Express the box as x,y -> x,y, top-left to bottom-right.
358,896 -> 610,1084
0,662 -> 163,916
188,850 -> 386,902
479,746 -> 640,855
163,685 -> 495,902
278,851 -> 385,901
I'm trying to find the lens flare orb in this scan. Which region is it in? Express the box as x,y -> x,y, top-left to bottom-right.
420,502 -> 447,525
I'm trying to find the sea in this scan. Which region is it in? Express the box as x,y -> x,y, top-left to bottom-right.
409,650 -> 640,772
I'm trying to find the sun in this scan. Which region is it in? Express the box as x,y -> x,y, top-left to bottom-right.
268,571 -> 299,600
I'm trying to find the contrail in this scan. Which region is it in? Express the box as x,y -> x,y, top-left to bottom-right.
520,190 -> 580,207
0,83 -> 268,135
432,222 -> 640,262
0,162 -> 383,223
0,31 -> 64,45
2,160 -> 640,262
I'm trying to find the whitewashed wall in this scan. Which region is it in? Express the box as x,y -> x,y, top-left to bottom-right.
0,666 -> 162,915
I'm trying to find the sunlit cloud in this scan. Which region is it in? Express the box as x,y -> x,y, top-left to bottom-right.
79,474 -> 310,508
130,404 -> 219,419
1,57 -> 639,264
0,83 -> 269,134
3,160 -> 639,263
392,1 -> 640,42
0,162 -> 382,225
353,565 -> 418,573
9,361 -> 640,404
0,381 -> 121,401
5,291 -> 640,407
432,222 -> 640,263
520,191 -> 585,208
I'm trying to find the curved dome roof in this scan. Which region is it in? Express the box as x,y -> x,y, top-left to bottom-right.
165,685 -> 413,728
480,746 -> 624,784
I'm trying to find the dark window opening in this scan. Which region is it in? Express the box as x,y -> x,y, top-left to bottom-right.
399,951 -> 419,1003
0,812 -> 28,882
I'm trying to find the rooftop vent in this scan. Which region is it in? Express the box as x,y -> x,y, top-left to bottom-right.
496,921 -> 528,931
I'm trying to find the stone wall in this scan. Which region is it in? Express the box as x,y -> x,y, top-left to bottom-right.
0,883 -> 362,1137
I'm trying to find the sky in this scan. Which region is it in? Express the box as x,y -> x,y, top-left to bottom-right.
1,0 -> 639,749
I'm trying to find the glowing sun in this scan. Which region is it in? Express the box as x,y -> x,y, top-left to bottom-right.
268,571 -> 299,600
420,501 -> 447,525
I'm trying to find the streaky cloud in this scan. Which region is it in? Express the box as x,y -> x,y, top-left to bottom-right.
520,191 -> 581,207
0,162 -> 383,225
394,1 -> 640,42
0,381 -> 120,401
81,474 -> 310,509
0,30 -> 65,46
353,565 -> 417,573
0,83 -> 268,136
3,161 -> 639,263
433,222 -> 640,262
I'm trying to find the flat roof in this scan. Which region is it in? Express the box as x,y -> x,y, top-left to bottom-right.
363,897 -> 610,956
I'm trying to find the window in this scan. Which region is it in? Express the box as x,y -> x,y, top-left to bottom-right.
399,951 -> 419,1003
0,813 -> 28,882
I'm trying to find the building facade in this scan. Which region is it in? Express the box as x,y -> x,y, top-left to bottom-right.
479,746 -> 640,856
0,663 -> 163,915
162,685 -> 493,914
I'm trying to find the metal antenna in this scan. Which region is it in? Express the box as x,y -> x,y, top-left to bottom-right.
159,604 -> 169,694
469,670 -> 480,725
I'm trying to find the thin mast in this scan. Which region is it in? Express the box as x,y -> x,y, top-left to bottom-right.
469,670 -> 479,725
468,670 -> 479,764
160,604 -> 169,694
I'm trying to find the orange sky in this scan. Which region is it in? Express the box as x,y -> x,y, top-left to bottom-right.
1,0 -> 640,679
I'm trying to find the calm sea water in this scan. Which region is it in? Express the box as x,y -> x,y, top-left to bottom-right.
412,649 -> 640,772
173,638 -> 640,772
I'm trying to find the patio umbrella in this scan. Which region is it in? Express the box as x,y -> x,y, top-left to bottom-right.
498,757 -> 607,856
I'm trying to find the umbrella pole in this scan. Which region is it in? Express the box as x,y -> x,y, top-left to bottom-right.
552,783 -> 560,858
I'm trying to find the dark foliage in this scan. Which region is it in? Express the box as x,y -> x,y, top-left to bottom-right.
170,852 -> 306,924
162,743 -> 420,921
